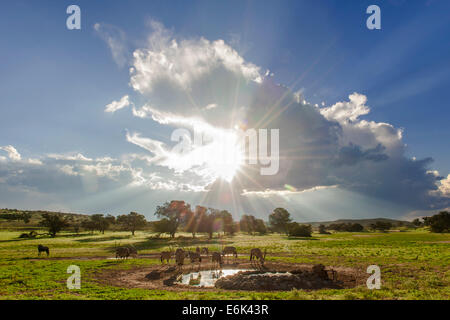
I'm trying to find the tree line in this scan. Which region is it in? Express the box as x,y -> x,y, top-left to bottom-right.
34,202 -> 312,238
20,202 -> 449,237
38,211 -> 147,237
151,202 -> 315,238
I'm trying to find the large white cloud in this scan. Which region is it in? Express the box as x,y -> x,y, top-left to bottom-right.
130,20 -> 262,94
320,93 -> 370,123
125,20 -> 261,129
320,93 -> 404,157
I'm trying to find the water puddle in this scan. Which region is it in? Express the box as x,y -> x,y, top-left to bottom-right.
247,272 -> 292,277
177,269 -> 246,287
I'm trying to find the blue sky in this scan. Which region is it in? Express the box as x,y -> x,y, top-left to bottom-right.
0,0 -> 449,221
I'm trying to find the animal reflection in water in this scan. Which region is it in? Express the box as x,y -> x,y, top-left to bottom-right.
211,270 -> 223,279
177,269 -> 245,287
188,273 -> 202,285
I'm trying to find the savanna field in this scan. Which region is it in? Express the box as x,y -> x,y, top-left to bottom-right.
0,229 -> 448,300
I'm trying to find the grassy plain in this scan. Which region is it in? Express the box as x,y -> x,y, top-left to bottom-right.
0,229 -> 448,300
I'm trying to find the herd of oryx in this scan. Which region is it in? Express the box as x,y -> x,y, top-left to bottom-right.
159,246 -> 268,269
37,243 -> 267,268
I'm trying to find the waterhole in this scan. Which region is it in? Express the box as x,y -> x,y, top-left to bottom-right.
177,269 -> 247,287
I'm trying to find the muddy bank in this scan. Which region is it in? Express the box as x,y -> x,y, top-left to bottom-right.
93,260 -> 366,292
215,264 -> 343,290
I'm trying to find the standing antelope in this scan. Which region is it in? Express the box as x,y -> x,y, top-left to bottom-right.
201,247 -> 209,256
189,251 -> 202,264
160,251 -> 172,264
37,245 -> 49,257
115,247 -> 130,259
127,245 -> 138,258
250,248 -> 267,265
211,252 -> 223,269
222,246 -> 238,263
175,249 -> 185,270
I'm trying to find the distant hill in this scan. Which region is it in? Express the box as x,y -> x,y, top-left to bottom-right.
303,218 -> 414,228
0,208 -> 89,219
0,208 -> 91,229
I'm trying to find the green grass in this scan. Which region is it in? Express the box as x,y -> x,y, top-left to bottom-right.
0,229 -> 448,300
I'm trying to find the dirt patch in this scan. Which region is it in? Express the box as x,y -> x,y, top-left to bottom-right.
92,260 -> 366,292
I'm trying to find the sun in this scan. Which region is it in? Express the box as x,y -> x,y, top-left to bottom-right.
203,131 -> 244,182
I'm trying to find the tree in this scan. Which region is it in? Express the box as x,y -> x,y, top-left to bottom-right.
269,208 -> 292,235
151,218 -> 177,237
21,212 -> 32,224
327,223 -> 342,231
0,211 -> 31,223
426,211 -> 450,233
412,218 -> 423,227
287,222 -> 312,237
0,213 -> 19,221
240,215 -> 257,234
190,208 -> 236,239
117,211 -> 147,236
39,213 -> 69,237
105,214 -> 116,225
66,215 -> 81,234
348,223 -> 364,232
220,210 -> 236,236
183,205 -> 205,238
370,221 -> 392,232
327,223 -> 364,232
81,219 -> 97,233
154,201 -> 191,238
254,219 -> 267,235
72,222 -> 81,234
199,213 -> 214,239
318,224 -> 330,234
197,208 -> 219,239
90,214 -> 110,234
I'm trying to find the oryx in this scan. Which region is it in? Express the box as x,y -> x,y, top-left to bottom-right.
160,251 -> 172,264
250,248 -> 267,266
175,249 -> 185,270
115,247 -> 130,259
222,246 -> 238,263
37,245 -> 49,257
211,252 -> 223,269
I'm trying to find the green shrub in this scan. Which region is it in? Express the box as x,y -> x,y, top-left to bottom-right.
287,222 -> 312,237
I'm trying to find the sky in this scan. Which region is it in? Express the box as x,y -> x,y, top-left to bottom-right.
0,0 -> 449,222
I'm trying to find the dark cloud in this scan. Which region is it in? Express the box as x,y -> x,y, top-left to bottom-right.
333,143 -> 389,166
